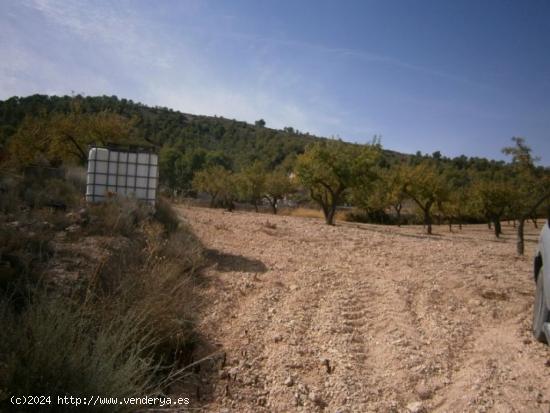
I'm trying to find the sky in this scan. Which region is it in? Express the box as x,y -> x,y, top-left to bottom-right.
1,0 -> 549,164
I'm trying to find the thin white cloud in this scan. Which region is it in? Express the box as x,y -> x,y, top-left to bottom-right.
213,30 -> 492,90
22,0 -> 176,68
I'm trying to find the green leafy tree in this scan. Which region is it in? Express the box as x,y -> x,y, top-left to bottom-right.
359,164 -> 407,225
402,160 -> 450,235
296,140 -> 380,225
438,186 -> 470,232
159,146 -> 186,193
9,108 -> 135,167
436,167 -> 472,231
502,137 -> 550,254
237,161 -> 267,212
263,170 -> 295,214
470,171 -> 513,237
159,147 -> 233,196
192,165 -> 235,208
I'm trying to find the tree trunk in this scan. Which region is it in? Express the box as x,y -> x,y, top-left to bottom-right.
512,220 -> 516,228
532,218 -> 538,228
517,218 -> 525,255
271,201 -> 277,214
488,222 -> 492,229
459,222 -> 462,230
448,218 -> 452,232
324,205 -> 337,225
395,205 -> 402,227
209,195 -> 217,208
253,201 -> 258,213
424,209 -> 432,235
493,219 -> 502,238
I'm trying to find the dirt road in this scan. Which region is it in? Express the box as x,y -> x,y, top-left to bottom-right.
178,206 -> 550,412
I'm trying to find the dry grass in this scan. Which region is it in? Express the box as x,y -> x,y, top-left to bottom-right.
154,196 -> 180,233
262,220 -> 277,230
0,191 -> 204,409
280,207 -> 348,221
0,294 -> 158,413
86,197 -> 150,237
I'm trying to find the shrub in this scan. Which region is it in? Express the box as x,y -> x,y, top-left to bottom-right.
154,197 -> 180,233
0,224 -> 53,296
87,197 -> 150,237
65,166 -> 87,195
0,192 -> 204,405
99,221 -> 204,367
0,294 -> 159,413
0,174 -> 22,214
24,178 -> 81,210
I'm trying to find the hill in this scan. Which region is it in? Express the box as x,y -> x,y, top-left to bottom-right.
0,94 -> 320,169
0,94 -> 510,171
1,94 -> 518,202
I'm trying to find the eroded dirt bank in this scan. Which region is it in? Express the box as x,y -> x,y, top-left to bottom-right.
178,205 -> 550,412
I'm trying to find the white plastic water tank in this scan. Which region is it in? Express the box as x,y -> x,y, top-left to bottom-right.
86,147 -> 158,205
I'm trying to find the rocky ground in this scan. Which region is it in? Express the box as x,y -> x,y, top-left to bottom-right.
177,205 -> 550,413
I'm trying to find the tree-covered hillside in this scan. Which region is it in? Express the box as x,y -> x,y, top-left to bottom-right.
1,94 -> 518,173
0,94 -> 319,169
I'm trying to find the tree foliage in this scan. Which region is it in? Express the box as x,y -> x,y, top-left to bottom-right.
192,165 -> 237,209
263,170 -> 295,214
470,172 -> 513,237
402,160 -> 450,234
354,163 -> 407,225
8,106 -> 135,167
296,140 -> 380,225
502,137 -> 550,254
236,161 -> 267,212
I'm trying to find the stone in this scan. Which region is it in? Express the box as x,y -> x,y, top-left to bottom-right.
7,221 -> 21,229
284,376 -> 294,386
415,383 -> 432,400
309,391 -> 324,405
406,401 -> 424,413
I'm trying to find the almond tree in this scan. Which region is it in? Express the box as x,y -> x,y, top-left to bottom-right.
237,161 -> 266,212
470,171 -> 513,238
192,165 -> 235,209
296,140 -> 380,225
9,99 -> 135,168
263,170 -> 295,214
402,160 -> 450,235
502,137 -> 550,255
437,168 -> 471,231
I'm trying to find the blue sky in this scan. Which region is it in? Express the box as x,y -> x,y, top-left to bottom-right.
1,0 -> 549,164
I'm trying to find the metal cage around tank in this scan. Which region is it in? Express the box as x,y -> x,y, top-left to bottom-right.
85,145 -> 159,205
